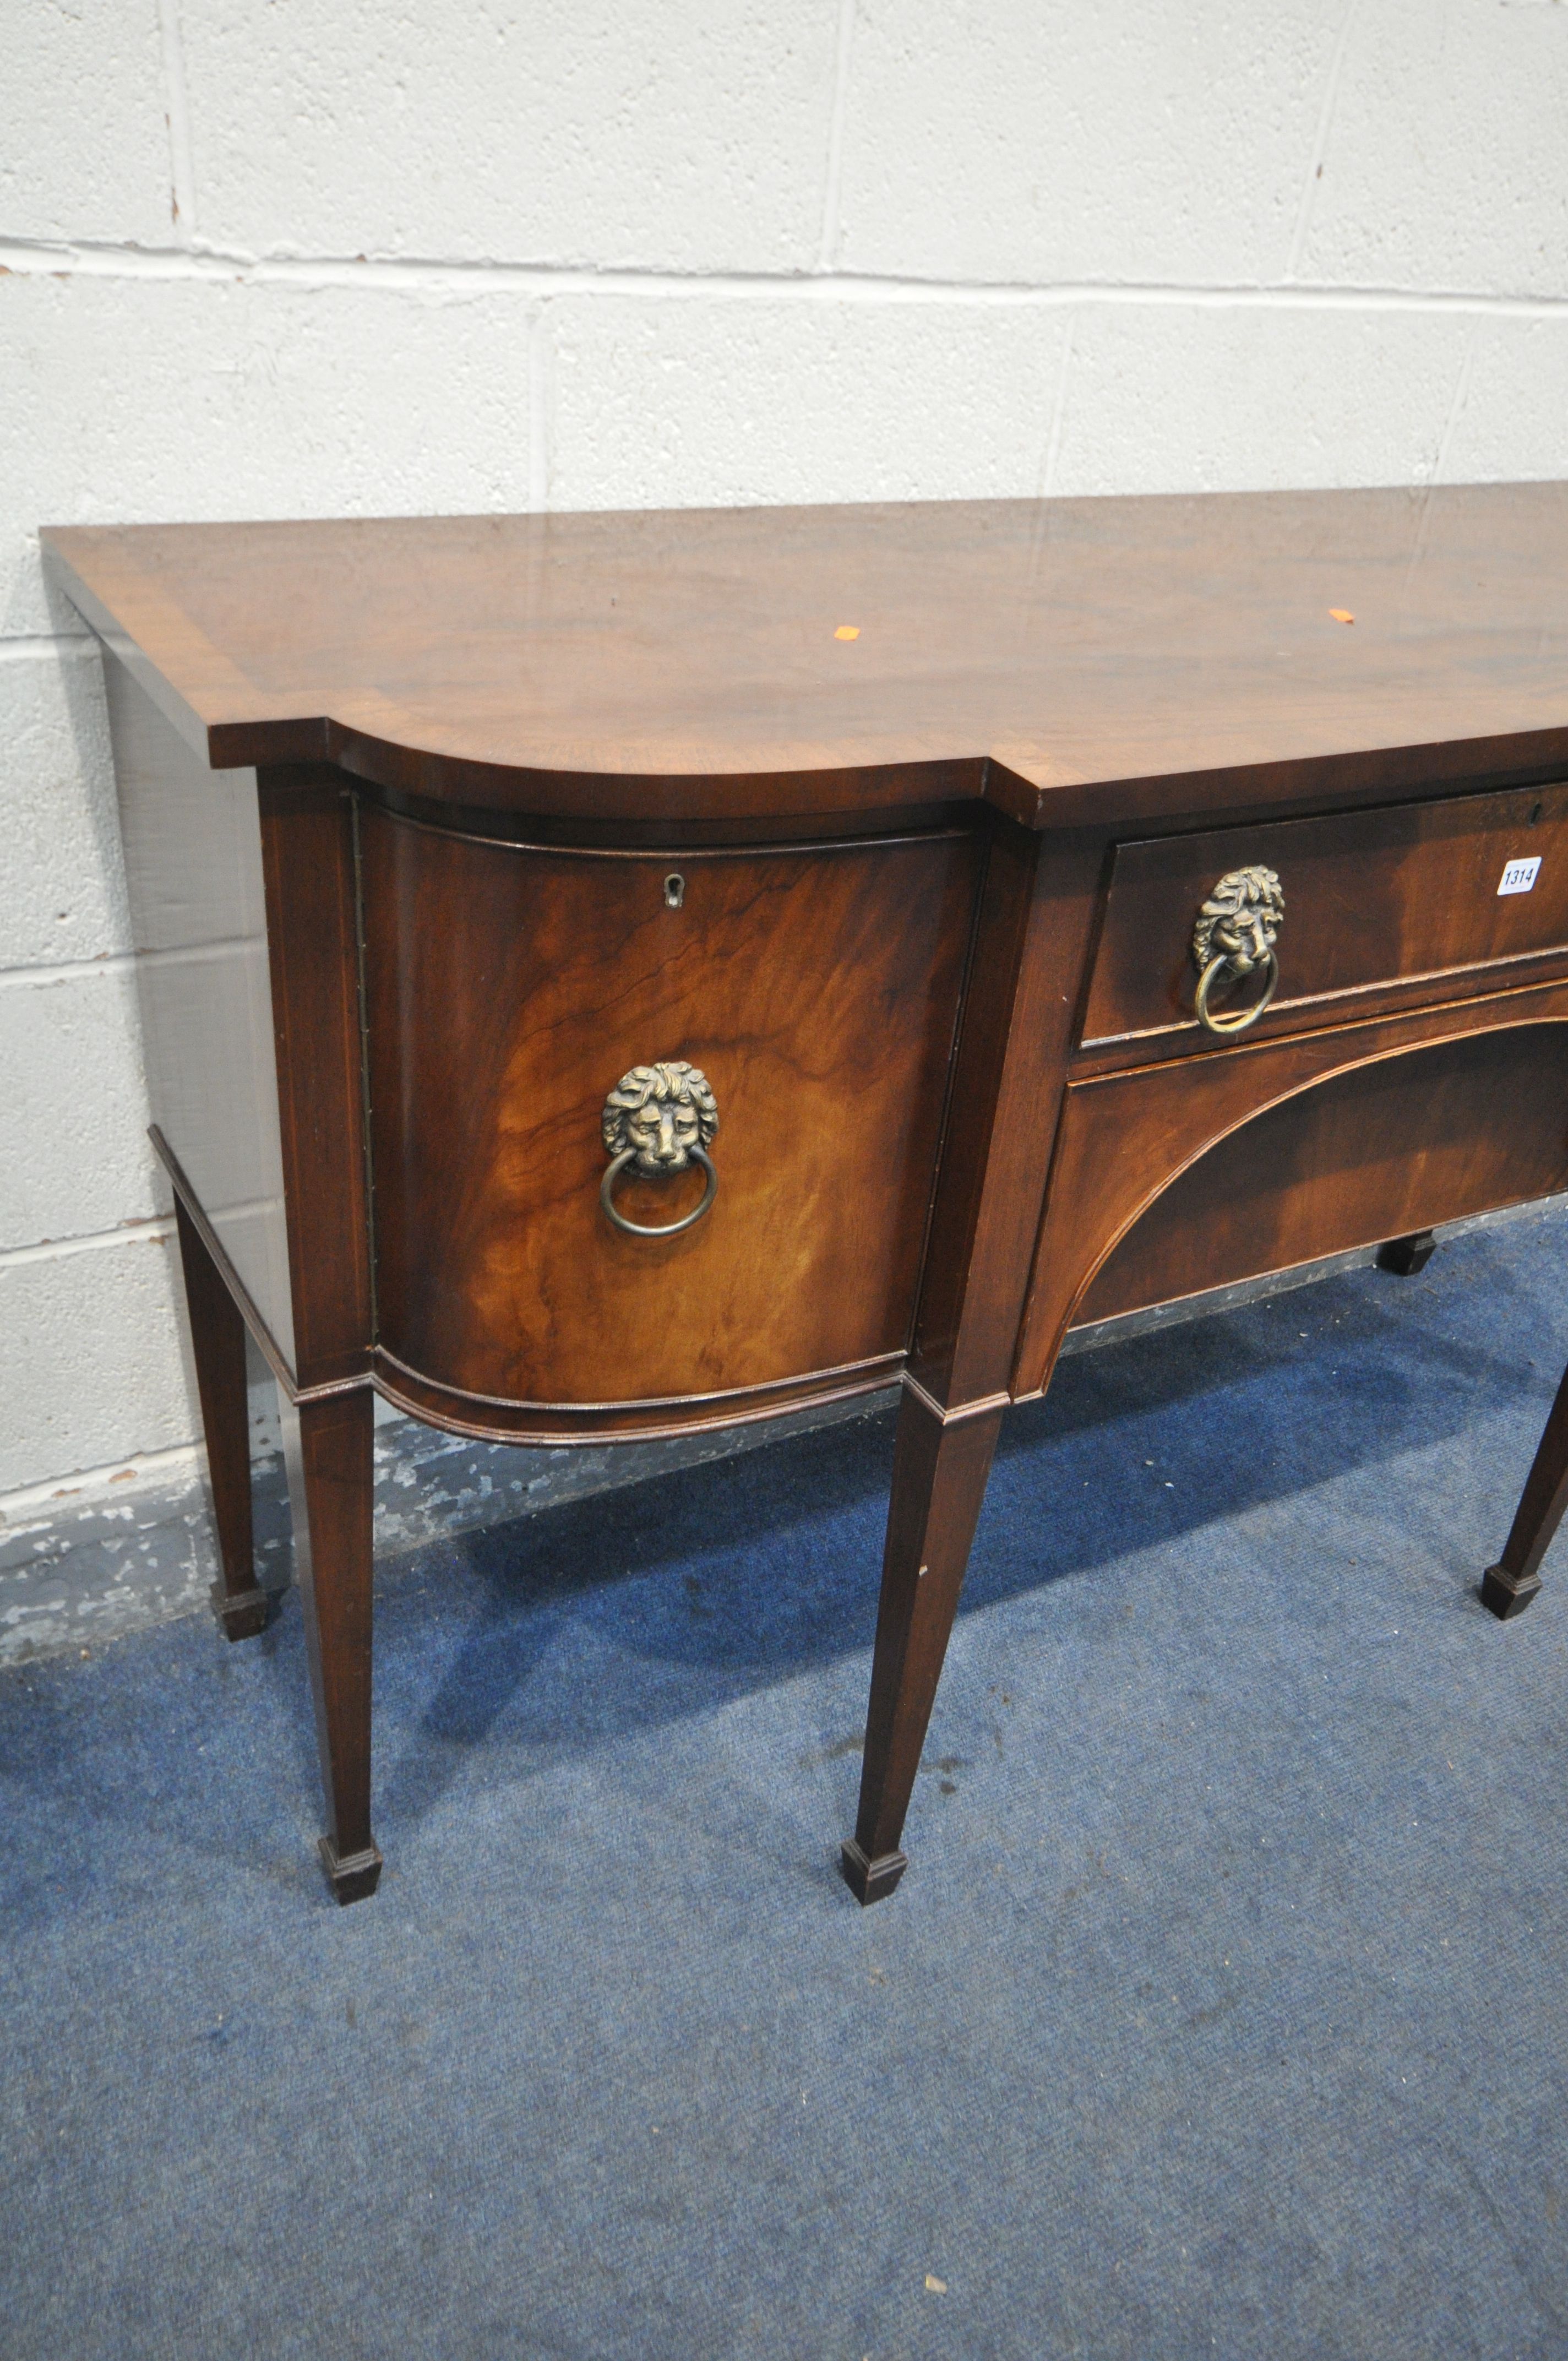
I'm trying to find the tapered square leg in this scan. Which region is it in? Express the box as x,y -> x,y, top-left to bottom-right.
284,1388 -> 382,1903
1379,1230 -> 1437,1277
1482,1356 -> 1568,1621
1480,1563 -> 1542,1620
842,1387 -> 1004,1904
839,1838 -> 909,1905
173,1196 -> 271,1641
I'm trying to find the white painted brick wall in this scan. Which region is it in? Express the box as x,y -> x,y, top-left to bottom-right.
0,0 -> 173,248
179,2 -> 842,270
834,5 -> 1343,285
2,2 -> 1565,1506
0,646 -> 128,964
0,967 -> 167,1248
0,1236 -> 193,1497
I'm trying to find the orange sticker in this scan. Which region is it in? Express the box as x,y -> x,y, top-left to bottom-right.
1329,608 -> 1355,624
834,624 -> 860,640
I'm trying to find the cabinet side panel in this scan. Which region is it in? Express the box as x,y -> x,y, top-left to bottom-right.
102,652 -> 295,1366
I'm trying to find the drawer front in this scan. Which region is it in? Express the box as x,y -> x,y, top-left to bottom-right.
360,808 -> 979,1412
1075,1020 -> 1568,1329
1082,779 -> 1568,1049
1014,984 -> 1568,1396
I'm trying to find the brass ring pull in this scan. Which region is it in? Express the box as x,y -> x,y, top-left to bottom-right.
600,1059 -> 720,1239
1194,947 -> 1279,1035
1191,865 -> 1285,1039
600,1145 -> 718,1237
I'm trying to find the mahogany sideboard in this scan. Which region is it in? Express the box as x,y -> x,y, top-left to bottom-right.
41,485 -> 1568,1907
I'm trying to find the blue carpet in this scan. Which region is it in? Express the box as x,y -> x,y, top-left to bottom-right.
7,1209 -> 1568,2359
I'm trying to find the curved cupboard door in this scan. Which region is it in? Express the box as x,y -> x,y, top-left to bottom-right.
359,807 -> 981,1420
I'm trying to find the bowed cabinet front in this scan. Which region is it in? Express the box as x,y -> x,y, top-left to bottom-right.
358,808 -> 982,1437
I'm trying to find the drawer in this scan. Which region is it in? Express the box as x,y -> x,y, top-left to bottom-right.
1014,985 -> 1568,1397
1081,779 -> 1568,1049
358,808 -> 980,1416
1076,1020 -> 1568,1329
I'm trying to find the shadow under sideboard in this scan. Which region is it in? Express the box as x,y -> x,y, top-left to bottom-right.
6,1190 -> 1560,1670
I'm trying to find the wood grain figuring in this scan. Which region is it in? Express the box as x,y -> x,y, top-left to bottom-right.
908,825 -> 1107,1407
41,486 -> 1568,832
284,1388 -> 380,1905
372,1348 -> 906,1448
360,808 -> 980,1412
257,770 -> 374,1391
843,1390 -> 1005,1903
1015,980 -> 1568,1397
1077,1023 -> 1568,1326
841,826 -> 1105,1898
1084,779 -> 1568,1047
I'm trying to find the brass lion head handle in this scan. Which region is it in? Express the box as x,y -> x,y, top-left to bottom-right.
600,1060 -> 720,1237
1192,865 -> 1284,1036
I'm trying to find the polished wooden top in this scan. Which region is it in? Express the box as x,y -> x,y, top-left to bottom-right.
42,483 -> 1568,829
